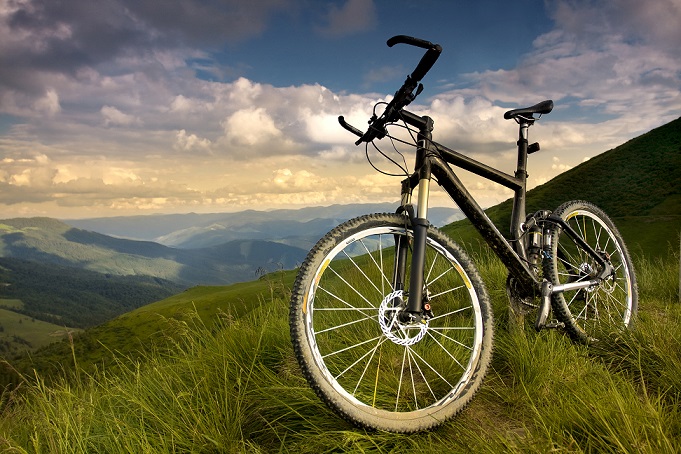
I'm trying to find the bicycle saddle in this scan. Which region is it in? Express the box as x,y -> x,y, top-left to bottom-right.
504,100 -> 553,120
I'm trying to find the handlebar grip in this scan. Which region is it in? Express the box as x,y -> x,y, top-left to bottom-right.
386,35 -> 442,83
387,35 -> 435,50
338,116 -> 363,138
410,45 -> 442,82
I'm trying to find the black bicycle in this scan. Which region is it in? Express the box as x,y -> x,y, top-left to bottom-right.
289,36 -> 637,433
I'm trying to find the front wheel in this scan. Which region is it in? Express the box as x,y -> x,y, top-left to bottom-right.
543,201 -> 638,343
289,213 -> 493,433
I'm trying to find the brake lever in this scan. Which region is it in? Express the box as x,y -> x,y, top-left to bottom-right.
407,83 -> 424,104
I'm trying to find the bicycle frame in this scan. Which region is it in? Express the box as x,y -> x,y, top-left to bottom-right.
393,109 -> 613,322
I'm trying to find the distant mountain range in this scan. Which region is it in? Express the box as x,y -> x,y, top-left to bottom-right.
0,217 -> 303,339
0,204 -> 460,338
65,203 -> 462,249
0,217 -> 308,288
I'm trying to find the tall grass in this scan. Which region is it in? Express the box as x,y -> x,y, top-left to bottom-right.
1,250 -> 680,452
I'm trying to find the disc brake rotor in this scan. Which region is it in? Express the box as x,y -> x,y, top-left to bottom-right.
378,290 -> 428,346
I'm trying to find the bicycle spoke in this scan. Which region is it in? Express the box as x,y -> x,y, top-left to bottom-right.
429,326 -> 476,331
315,312 -> 377,334
425,330 -> 468,371
352,336 -> 388,396
428,306 -> 472,322
316,285 -> 379,326
342,247 -> 383,296
323,334 -> 383,360
427,328 -> 474,350
404,346 -> 437,410
428,283 -> 466,299
395,347 -> 407,411
425,252 -> 440,283
326,265 -> 376,308
357,234 -> 394,293
406,346 -> 455,390
426,265 -> 455,288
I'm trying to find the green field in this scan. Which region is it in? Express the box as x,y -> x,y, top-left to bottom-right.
0,271 -> 295,379
1,251 -> 679,452
0,306 -> 79,358
0,299 -> 23,309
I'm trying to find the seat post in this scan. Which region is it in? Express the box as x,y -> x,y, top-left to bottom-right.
510,120 -> 532,256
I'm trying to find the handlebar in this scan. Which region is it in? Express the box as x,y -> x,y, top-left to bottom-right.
338,35 -> 442,145
387,35 -> 442,82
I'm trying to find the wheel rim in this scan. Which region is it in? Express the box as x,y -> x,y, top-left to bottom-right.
556,210 -> 634,334
303,226 -> 483,413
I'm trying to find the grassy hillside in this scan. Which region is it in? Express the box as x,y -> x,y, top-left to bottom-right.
524,116 -> 680,218
0,257 -> 184,329
0,303 -> 80,360
444,117 -> 681,258
1,270 -> 296,384
1,251 -> 679,452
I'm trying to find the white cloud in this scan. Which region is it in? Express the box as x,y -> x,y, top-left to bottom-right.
551,156 -> 571,172
174,129 -> 212,152
227,77 -> 264,108
224,108 -> 279,145
33,89 -> 61,116
265,168 -> 325,193
101,105 -> 139,127
0,0 -> 678,218
425,95 -> 516,154
169,95 -> 195,113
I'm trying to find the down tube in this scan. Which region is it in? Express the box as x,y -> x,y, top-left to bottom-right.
431,159 -> 539,292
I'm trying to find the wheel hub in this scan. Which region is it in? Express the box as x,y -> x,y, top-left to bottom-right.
378,290 -> 428,346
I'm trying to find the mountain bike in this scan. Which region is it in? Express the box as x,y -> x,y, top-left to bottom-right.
289,35 -> 638,433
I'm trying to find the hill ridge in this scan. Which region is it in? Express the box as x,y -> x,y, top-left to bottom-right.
540,116 -> 678,215
471,116 -> 681,229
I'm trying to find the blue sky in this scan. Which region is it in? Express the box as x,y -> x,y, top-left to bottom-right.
1,0 -> 680,218
212,1 -> 552,91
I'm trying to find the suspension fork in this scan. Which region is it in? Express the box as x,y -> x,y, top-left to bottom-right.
392,117 -> 434,321
404,168 -> 431,318
392,181 -> 412,294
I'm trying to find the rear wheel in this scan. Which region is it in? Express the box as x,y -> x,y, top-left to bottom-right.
543,201 -> 637,342
289,213 -> 493,432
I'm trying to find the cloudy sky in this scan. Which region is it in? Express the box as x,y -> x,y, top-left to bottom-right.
1,0 -> 680,219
